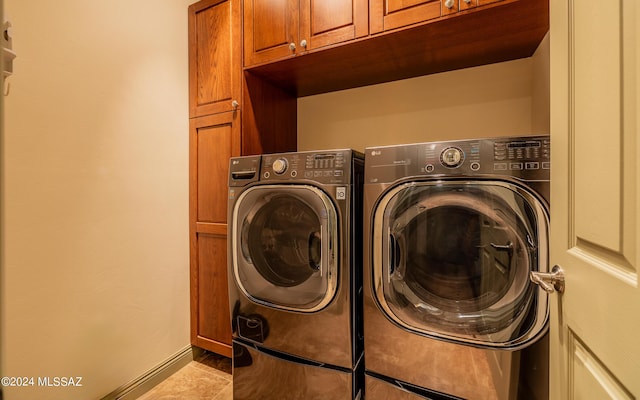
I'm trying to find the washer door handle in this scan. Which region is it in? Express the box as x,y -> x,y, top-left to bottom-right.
389,234 -> 401,275
308,231 -> 322,272
530,265 -> 565,293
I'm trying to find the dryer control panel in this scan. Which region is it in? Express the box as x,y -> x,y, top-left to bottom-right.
365,135 -> 550,184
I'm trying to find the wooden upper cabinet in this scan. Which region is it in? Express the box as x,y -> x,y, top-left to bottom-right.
370,0 -> 504,34
243,0 -> 298,66
244,0 -> 368,67
370,0 -> 442,33
189,0 -> 241,118
300,0 -> 368,51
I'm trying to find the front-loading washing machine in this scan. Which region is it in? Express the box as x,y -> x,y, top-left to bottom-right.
363,136 -> 551,400
228,149 -> 364,399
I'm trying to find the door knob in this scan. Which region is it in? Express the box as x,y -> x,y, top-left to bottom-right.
300,39 -> 307,49
445,0 -> 455,9
530,265 -> 565,293
289,42 -> 296,51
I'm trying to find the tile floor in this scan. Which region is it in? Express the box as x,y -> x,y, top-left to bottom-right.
137,351 -> 232,400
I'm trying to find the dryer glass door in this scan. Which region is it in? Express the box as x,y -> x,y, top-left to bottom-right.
232,185 -> 339,312
372,180 -> 549,348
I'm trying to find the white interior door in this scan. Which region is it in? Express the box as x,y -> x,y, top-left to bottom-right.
550,0 -> 640,398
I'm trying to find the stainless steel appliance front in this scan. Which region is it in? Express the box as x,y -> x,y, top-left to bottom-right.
228,149 -> 364,400
364,136 -> 550,400
372,180 -> 548,348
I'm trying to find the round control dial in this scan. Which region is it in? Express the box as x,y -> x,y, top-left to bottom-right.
440,147 -> 465,168
272,158 -> 288,174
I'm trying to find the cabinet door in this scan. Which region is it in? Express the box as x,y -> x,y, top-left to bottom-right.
189,0 -> 241,118
438,0 -> 460,16
370,0 -> 441,34
243,0 -> 299,66
299,0 -> 368,51
195,233 -> 231,355
460,0 -> 478,11
189,112 -> 240,356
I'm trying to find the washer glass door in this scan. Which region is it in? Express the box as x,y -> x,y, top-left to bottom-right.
232,185 -> 339,312
372,180 -> 549,348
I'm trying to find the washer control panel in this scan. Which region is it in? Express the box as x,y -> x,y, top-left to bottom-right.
259,149 -> 358,184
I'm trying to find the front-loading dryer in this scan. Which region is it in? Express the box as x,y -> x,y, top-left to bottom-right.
363,136 -> 551,400
228,149 -> 364,399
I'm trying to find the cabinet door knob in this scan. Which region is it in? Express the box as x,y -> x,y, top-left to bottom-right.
231,100 -> 239,109
289,42 -> 296,51
464,0 -> 472,3
300,39 -> 307,48
445,0 -> 455,8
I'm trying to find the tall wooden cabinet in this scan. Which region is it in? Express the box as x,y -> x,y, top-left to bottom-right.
188,0 -> 241,357
188,0 -> 296,357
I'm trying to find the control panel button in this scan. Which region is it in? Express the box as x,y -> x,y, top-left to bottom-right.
272,158 -> 288,174
525,162 -> 540,170
494,163 -> 508,171
440,147 -> 464,168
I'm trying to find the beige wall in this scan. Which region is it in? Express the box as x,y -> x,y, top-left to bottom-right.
2,1 -> 193,399
298,34 -> 550,151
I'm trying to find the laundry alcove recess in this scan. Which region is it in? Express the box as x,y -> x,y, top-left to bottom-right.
187,0 -> 549,357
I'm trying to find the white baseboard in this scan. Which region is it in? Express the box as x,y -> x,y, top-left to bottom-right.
101,345 -> 203,400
